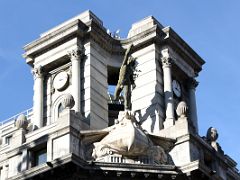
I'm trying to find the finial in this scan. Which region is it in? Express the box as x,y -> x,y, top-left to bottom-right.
61,94 -> 75,109
176,101 -> 188,118
15,114 -> 28,130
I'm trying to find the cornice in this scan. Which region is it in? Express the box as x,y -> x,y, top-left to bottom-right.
162,27 -> 205,74
120,25 -> 165,53
87,20 -> 123,54
22,20 -> 88,64
22,14 -> 205,76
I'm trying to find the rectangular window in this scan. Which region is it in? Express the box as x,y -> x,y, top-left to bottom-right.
30,143 -> 47,167
34,148 -> 47,166
5,135 -> 12,145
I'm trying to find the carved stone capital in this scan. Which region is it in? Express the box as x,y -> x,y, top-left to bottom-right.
161,49 -> 173,68
32,66 -> 43,79
26,56 -> 34,64
161,56 -> 173,68
188,78 -> 199,89
68,48 -> 84,61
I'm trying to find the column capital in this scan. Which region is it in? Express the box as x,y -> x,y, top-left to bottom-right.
32,66 -> 43,79
188,78 -> 199,89
25,56 -> 34,64
68,48 -> 84,61
161,56 -> 173,68
161,49 -> 173,68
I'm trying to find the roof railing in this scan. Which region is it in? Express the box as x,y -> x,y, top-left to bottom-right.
0,91 -> 121,127
0,108 -> 33,127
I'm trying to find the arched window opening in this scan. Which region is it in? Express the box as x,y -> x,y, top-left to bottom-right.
58,103 -> 64,117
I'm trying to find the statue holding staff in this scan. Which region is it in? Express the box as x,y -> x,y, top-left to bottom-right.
114,44 -> 136,110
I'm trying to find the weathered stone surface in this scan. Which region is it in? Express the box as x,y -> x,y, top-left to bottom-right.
0,9 -> 238,180
15,114 -> 28,130
61,94 -> 75,109
176,101 -> 188,118
81,111 -> 175,165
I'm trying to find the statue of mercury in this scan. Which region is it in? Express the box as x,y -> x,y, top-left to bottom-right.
114,44 -> 136,110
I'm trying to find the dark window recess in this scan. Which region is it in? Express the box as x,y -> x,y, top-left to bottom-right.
5,135 -> 12,145
58,103 -> 64,117
43,117 -> 48,127
108,104 -> 124,126
33,148 -> 47,166
0,166 -> 2,180
107,66 -> 124,126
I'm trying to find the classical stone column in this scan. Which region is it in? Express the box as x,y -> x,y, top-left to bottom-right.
188,78 -> 199,133
68,48 -> 83,114
161,49 -> 175,128
32,66 -> 44,128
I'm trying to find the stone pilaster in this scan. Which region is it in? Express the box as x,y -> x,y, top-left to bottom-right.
32,66 -> 44,128
188,78 -> 199,133
161,49 -> 175,128
1,165 -> 9,180
68,48 -> 83,115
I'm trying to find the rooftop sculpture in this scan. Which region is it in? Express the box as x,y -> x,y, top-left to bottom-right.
114,44 -> 136,110
81,111 -> 175,165
0,10 -> 238,180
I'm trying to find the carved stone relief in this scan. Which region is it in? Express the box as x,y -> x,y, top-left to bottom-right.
81,111 -> 175,165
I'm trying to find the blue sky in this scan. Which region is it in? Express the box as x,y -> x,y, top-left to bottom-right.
0,0 -> 239,168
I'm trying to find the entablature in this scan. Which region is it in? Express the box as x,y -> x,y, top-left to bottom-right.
162,27 -> 205,75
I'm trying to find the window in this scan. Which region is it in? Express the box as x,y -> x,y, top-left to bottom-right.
5,135 -> 12,145
107,66 -> 125,126
31,144 -> 47,167
34,148 -> 47,166
58,103 -> 64,117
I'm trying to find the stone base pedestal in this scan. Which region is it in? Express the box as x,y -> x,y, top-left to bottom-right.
12,129 -> 26,148
57,109 -> 89,130
160,117 -> 194,139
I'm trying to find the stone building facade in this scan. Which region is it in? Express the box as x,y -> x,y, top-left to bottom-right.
0,10 -> 239,180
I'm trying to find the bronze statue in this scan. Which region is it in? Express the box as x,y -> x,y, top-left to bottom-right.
114,44 -> 136,110
205,127 -> 223,153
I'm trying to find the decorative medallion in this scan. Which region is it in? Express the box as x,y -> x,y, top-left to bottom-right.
53,71 -> 69,91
